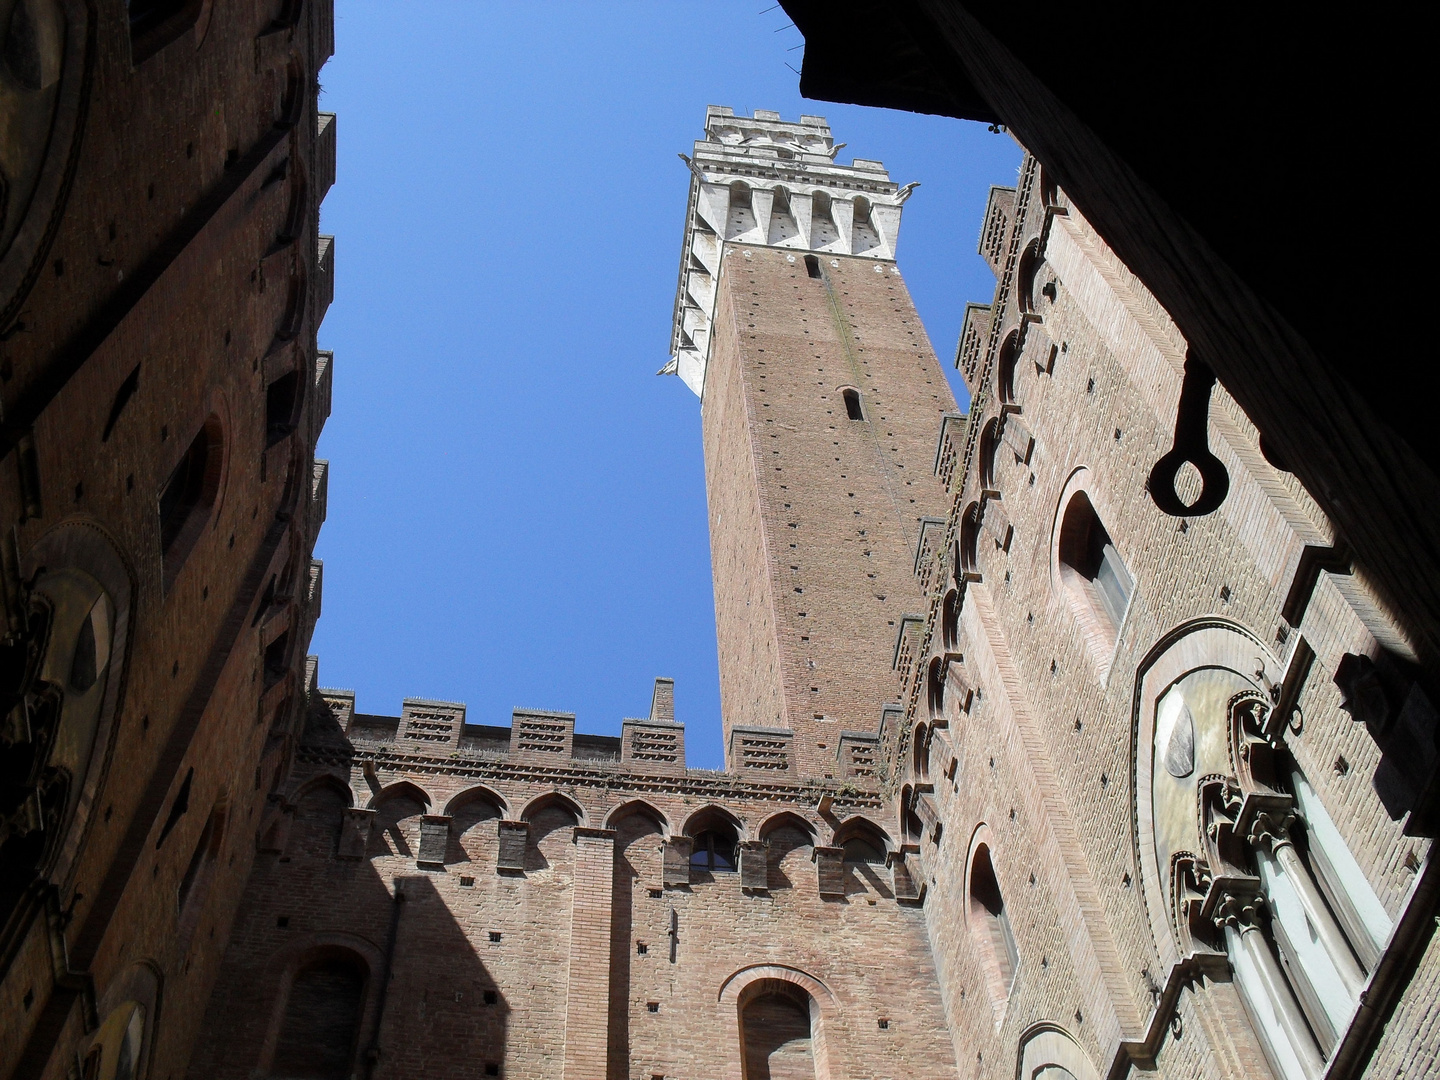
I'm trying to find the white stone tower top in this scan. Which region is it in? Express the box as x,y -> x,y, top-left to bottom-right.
664,106 -> 912,396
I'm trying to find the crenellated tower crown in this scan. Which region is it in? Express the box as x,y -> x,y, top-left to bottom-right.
665,106 -> 912,397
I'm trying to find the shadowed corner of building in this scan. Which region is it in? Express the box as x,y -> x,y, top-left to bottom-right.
184,795 -> 510,1079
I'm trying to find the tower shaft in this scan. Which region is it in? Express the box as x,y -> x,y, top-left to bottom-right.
671,108 -> 956,776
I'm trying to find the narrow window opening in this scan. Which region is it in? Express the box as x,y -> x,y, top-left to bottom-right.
178,806 -> 223,913
969,842 -> 1018,1007
957,504 -> 983,582
927,657 -> 946,721
159,416 -> 223,584
842,388 -> 864,421
263,631 -> 290,690
997,331 -> 1021,406
1058,491 -> 1132,646
841,835 -> 886,866
266,371 -> 302,446
804,254 -> 822,279
979,417 -> 1003,491
156,767 -> 194,850
941,589 -> 961,651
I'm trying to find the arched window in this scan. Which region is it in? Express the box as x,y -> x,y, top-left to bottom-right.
841,387 -> 864,421
448,791 -> 505,868
521,796 -> 580,874
272,952 -> 367,1080
969,841 -> 1018,1009
726,180 -> 756,241
900,787 -> 925,848
368,786 -> 429,860
740,982 -> 817,1080
958,503 -> 983,582
979,417 -> 1003,493
927,657 -> 946,721
159,415 -> 223,584
1057,490 -> 1132,655
911,722 -> 931,781
837,817 -> 892,898
1017,239 -> 1043,315
997,330 -> 1022,407
941,589 -> 961,652
686,806 -> 741,876
289,781 -> 349,860
1,529 -> 132,938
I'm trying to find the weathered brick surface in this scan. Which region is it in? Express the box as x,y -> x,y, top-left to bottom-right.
704,247 -> 953,776
896,153 -> 1440,1080
188,696 -> 959,1080
176,109 -> 1440,1080
0,3 -> 333,1077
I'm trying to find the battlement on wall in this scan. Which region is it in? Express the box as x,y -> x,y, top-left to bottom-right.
314,676 -> 691,774
310,667 -> 885,783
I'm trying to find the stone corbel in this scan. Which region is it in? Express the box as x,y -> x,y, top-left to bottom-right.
888,844 -> 925,904
497,819 -> 528,874
338,807 -> 374,860
739,840 -> 769,891
943,654 -> 973,716
813,845 -> 845,898
417,814 -> 451,868
662,835 -> 693,888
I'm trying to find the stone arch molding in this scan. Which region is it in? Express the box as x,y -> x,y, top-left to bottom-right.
1132,618 -> 1283,971
364,780 -> 432,811
716,964 -> 839,1080
0,0 -> 93,332
603,798 -> 668,835
519,789 -> 586,826
254,931 -> 385,1077
290,771 -> 355,808
443,784 -> 508,819
1016,1023 -> 1100,1080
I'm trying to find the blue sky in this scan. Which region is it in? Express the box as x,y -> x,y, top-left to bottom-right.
312,2 -> 1023,768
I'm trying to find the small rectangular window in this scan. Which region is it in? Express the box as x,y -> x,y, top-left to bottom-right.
842,389 -> 864,421
804,254 -> 822,279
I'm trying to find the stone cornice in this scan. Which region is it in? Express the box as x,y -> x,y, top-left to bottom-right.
296,742 -> 883,813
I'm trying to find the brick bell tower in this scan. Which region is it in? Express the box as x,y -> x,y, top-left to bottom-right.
666,107 -> 956,778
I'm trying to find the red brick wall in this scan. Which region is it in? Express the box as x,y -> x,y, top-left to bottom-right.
0,3 -> 333,1076
703,246 -> 954,777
